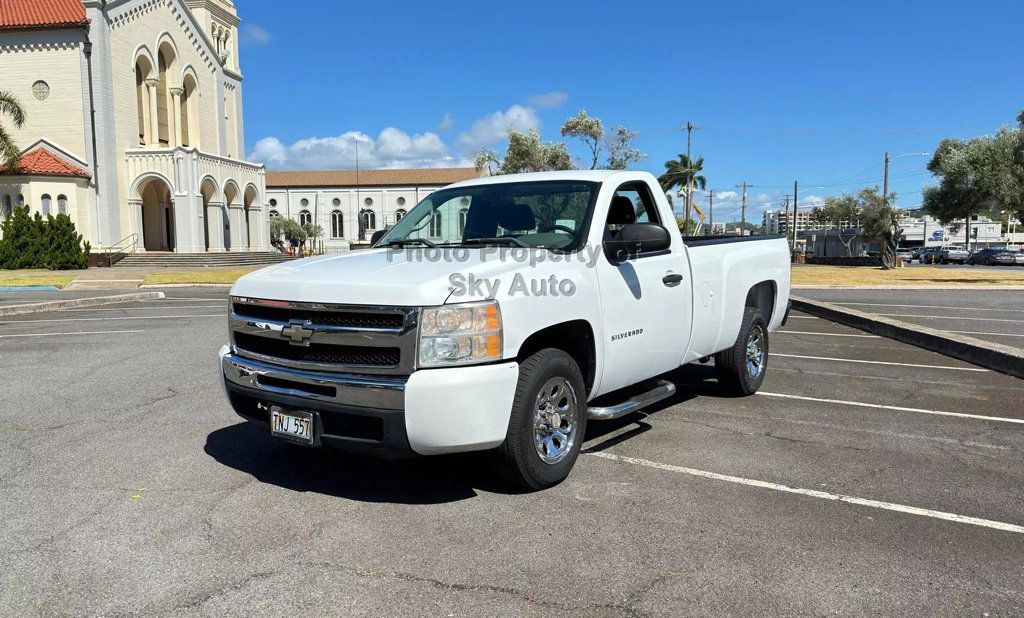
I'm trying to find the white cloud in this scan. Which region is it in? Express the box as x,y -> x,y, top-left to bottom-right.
527,91 -> 569,109
240,23 -> 271,45
714,190 -> 739,201
457,105 -> 540,149
249,128 -> 464,170
436,113 -> 454,132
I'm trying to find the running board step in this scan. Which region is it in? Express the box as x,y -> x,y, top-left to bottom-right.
587,380 -> 676,421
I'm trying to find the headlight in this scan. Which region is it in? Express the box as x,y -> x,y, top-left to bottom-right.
418,300 -> 502,367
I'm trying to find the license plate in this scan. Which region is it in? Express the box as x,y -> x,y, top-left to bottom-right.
271,407 -> 314,444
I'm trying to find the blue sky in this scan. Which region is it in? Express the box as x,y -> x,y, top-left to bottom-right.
236,0 -> 1024,220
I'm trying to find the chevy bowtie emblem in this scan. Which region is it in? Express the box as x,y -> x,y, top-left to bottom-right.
281,320 -> 314,346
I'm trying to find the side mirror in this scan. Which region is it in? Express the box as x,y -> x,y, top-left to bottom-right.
370,229 -> 389,246
603,222 -> 671,263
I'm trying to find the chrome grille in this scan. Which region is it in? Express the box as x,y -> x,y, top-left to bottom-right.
229,297 -> 418,376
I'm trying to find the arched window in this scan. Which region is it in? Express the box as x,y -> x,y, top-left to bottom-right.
458,208 -> 468,234
57,195 -> 67,214
395,209 -> 406,222
17,194 -> 24,207
298,210 -> 311,226
41,194 -> 52,216
2,195 -> 11,217
361,209 -> 376,230
429,211 -> 443,237
268,210 -> 280,219
331,210 -> 344,238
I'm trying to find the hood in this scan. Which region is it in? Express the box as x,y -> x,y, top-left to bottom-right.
230,248 -> 549,307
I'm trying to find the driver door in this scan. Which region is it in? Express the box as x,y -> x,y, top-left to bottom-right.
595,182 -> 692,394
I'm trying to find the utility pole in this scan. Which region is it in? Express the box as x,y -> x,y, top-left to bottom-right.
883,151 -> 890,208
782,194 -> 790,236
735,182 -> 749,236
708,190 -> 714,234
683,122 -> 698,226
791,180 -> 799,252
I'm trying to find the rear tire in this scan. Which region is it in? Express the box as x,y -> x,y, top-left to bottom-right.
715,307 -> 769,397
492,348 -> 587,490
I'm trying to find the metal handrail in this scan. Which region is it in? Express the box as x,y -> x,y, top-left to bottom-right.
103,233 -> 138,267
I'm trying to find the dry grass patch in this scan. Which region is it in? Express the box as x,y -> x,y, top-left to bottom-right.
142,267 -> 262,286
0,270 -> 77,288
793,265 -> 1024,287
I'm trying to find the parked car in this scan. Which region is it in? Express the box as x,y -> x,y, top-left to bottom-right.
219,170 -> 792,489
918,247 -> 942,263
910,247 -> 923,261
967,248 -> 1023,266
896,248 -> 913,262
937,245 -> 970,264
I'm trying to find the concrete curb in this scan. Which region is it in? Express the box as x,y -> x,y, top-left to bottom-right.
138,283 -> 233,289
790,295 -> 1024,379
0,292 -> 166,317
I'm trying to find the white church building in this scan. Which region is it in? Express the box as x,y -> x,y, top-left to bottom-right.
0,0 -> 268,253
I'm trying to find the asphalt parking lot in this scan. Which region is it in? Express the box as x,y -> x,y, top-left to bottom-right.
1,291 -> 1023,614
796,288 -> 1024,348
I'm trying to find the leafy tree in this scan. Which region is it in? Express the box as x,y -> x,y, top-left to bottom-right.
474,128 -> 574,175
269,217 -> 305,249
923,110 -> 1024,241
858,187 -> 902,270
560,110 -> 604,169
42,213 -> 89,269
605,126 -> 645,170
809,193 -> 861,257
676,217 -> 699,235
301,222 -> 323,252
0,90 -> 26,172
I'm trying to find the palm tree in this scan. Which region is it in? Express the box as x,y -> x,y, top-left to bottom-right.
658,154 -> 706,222
0,91 -> 27,172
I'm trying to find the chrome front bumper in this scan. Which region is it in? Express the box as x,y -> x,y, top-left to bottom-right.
222,352 -> 408,411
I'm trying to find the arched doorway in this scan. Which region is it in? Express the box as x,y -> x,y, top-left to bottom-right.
243,184 -> 259,249
138,176 -> 175,251
223,181 -> 238,250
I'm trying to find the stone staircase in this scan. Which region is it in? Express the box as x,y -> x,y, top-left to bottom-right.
114,252 -> 294,268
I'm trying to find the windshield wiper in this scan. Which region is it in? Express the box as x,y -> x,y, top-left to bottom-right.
385,238 -> 437,248
462,237 -> 529,248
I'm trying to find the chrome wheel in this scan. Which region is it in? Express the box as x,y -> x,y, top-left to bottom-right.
533,377 -> 578,464
745,326 -> 766,379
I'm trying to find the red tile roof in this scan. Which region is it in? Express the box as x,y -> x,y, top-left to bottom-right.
266,167 -> 480,188
13,147 -> 90,178
0,0 -> 88,30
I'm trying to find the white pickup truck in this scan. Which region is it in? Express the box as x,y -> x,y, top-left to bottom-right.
220,170 -> 791,488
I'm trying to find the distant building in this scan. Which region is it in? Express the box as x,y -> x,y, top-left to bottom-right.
762,208 -> 852,237
0,0 -> 267,253
265,168 -> 481,250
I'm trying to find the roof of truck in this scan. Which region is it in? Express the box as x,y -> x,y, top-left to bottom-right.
446,169 -> 640,189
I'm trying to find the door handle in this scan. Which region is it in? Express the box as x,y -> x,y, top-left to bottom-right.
662,273 -> 683,286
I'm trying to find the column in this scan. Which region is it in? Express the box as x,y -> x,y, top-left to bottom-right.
228,204 -> 245,251
169,87 -> 183,147
128,198 -> 144,249
145,78 -> 160,146
246,207 -> 262,250
207,201 -> 225,252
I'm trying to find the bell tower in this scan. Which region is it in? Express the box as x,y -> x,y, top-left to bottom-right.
184,0 -> 240,72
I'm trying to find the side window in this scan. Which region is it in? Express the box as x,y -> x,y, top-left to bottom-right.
605,183 -> 661,238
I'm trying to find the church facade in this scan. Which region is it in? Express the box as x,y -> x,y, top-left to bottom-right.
0,0 -> 268,253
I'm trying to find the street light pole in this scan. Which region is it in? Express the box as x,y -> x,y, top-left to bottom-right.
883,151 -> 889,207
791,180 -> 798,252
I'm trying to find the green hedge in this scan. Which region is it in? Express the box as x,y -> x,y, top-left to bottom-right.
0,206 -> 91,270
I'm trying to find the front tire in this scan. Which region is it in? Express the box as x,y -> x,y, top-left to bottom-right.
715,307 -> 769,396
493,349 -> 587,490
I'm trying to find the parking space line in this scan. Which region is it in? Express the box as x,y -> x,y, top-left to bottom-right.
0,329 -> 145,338
832,302 -> 1024,314
591,452 -> 1024,534
757,392 -> 1024,424
0,314 -> 223,324
777,331 -> 880,338
949,330 -> 1024,338
57,304 -> 225,312
877,313 -> 1021,323
770,353 -> 988,372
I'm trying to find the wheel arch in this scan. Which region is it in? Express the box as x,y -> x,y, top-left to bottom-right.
745,280 -> 777,324
516,320 -> 596,394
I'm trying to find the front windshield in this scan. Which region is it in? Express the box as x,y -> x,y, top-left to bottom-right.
375,180 -> 598,251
